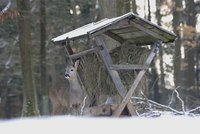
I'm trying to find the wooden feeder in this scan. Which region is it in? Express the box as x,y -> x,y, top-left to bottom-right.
51,12 -> 176,117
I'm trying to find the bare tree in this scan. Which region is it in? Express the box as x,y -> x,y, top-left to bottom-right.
184,0 -> 196,88
16,0 -> 39,116
39,0 -> 49,115
156,0 -> 165,90
172,0 -> 183,88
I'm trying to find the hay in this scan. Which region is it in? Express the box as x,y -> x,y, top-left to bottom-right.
78,45 -> 150,106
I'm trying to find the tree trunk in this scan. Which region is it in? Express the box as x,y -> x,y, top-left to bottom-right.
147,0 -> 159,102
147,0 -> 151,21
185,0 -> 196,88
131,0 -> 137,14
172,0 -> 184,111
116,0 -> 131,15
70,0 -> 78,28
39,0 -> 49,115
172,0 -> 183,88
156,0 -> 165,89
99,0 -> 117,18
16,0 -> 39,116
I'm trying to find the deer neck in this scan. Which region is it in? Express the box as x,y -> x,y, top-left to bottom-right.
68,76 -> 82,90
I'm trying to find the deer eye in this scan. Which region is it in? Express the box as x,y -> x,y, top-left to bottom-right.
71,69 -> 74,71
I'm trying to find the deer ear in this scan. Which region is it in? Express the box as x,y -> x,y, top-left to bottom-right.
74,60 -> 80,70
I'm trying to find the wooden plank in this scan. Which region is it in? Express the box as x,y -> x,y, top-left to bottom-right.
110,64 -> 148,70
110,25 -> 140,34
124,36 -> 157,45
112,41 -> 162,117
118,31 -> 148,39
132,17 -> 176,40
70,47 -> 100,60
104,31 -> 125,43
129,21 -> 168,42
89,18 -> 172,43
95,35 -> 136,116
64,39 -> 74,64
89,18 -> 131,38
95,36 -> 126,96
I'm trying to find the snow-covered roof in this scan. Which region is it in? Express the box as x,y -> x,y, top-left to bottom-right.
52,12 -> 176,45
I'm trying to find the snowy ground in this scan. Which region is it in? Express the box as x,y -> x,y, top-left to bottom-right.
0,114 -> 200,134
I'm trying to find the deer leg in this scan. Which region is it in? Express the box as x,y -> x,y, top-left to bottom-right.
51,103 -> 64,115
55,105 -> 65,115
71,104 -> 81,116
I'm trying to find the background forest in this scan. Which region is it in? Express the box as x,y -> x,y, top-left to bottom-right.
1,0 -> 200,118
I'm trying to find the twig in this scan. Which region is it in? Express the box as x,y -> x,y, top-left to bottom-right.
140,90 -> 152,109
131,96 -> 183,114
168,86 -> 180,107
80,95 -> 87,115
1,0 -> 11,13
188,106 -> 200,113
174,89 -> 185,113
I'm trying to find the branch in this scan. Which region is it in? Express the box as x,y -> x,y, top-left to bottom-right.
0,1 -> 19,23
131,96 -> 184,114
80,95 -> 87,115
174,89 -> 185,112
1,0 -> 11,13
132,86 -> 200,116
188,106 -> 200,113
168,86 -> 180,107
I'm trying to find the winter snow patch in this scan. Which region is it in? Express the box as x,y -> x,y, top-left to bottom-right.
0,114 -> 200,134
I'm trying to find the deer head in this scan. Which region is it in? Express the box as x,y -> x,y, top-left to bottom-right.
64,60 -> 79,80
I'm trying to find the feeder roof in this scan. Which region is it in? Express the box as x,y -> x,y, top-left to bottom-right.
52,12 -> 176,45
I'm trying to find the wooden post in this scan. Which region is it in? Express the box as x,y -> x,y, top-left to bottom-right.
64,38 -> 74,64
95,35 -> 136,116
70,47 -> 100,60
112,40 -> 162,117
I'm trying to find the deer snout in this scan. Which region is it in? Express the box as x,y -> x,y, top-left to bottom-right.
65,73 -> 70,79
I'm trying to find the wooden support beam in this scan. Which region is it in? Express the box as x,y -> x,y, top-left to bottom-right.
64,39 -> 74,64
70,47 -> 100,60
110,64 -> 148,70
130,20 -> 168,42
95,35 -> 136,116
104,30 -> 125,44
112,41 -> 162,117
89,18 -> 130,39
95,36 -> 125,96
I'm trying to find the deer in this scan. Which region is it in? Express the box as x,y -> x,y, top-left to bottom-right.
49,60 -> 85,115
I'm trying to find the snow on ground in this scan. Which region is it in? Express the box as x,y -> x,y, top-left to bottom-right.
0,114 -> 200,134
